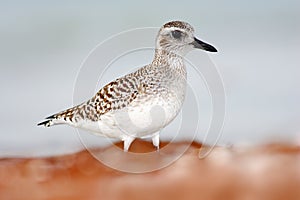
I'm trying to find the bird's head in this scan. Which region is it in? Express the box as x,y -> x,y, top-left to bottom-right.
156,21 -> 217,56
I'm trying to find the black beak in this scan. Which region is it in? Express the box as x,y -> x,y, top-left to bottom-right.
192,37 -> 217,52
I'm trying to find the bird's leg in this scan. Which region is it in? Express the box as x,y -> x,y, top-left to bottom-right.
123,135 -> 135,152
151,132 -> 160,151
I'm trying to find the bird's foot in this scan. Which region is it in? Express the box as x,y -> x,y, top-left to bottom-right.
123,135 -> 135,152
152,132 -> 160,151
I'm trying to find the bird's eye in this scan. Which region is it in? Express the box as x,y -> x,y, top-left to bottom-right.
171,30 -> 182,39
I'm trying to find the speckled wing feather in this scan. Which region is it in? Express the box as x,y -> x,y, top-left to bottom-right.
38,72 -> 147,126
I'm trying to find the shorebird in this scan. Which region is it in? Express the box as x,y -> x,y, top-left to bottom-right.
38,21 -> 217,151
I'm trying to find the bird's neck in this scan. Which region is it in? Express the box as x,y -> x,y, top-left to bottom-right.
152,49 -> 185,70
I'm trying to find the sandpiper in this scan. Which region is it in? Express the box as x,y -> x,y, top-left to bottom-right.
38,21 -> 217,151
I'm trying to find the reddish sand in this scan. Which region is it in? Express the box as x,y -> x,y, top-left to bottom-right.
0,140 -> 300,200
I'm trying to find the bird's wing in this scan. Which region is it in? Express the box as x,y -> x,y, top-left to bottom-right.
39,74 -> 147,126
87,75 -> 145,117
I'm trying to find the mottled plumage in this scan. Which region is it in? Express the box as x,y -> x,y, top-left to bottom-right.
38,21 -> 217,151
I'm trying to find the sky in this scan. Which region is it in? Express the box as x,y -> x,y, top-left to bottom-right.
0,0 -> 300,156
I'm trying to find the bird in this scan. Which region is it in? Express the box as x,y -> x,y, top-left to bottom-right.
38,21 -> 217,152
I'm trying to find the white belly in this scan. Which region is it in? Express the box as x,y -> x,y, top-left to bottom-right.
114,95 -> 182,138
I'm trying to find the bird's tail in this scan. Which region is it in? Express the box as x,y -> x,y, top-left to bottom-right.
38,105 -> 79,127
37,120 -> 52,127
37,114 -> 61,127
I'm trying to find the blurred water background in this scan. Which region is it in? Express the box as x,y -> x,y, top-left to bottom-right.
0,0 -> 299,156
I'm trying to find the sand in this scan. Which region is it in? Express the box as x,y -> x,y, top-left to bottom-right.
0,140 -> 299,200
